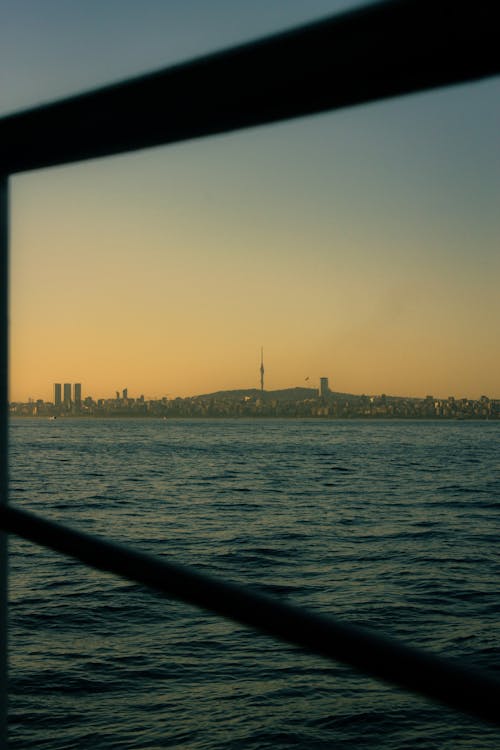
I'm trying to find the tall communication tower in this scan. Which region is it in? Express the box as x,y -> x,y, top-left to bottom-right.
260,347 -> 265,392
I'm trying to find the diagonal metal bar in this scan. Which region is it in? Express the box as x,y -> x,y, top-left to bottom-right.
2,504 -> 499,726
1,0 -> 499,175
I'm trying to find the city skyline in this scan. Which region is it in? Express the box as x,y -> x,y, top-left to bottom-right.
5,1 -> 500,404
9,373 -> 497,407
10,379 -> 498,421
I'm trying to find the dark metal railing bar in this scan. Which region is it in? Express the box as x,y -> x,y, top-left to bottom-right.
0,176 -> 8,749
1,0 -> 499,174
1,505 -> 499,726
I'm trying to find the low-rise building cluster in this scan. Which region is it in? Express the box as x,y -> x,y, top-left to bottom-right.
9,389 -> 499,419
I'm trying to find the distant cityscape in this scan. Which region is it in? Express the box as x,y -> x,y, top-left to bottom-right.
9,378 -> 499,419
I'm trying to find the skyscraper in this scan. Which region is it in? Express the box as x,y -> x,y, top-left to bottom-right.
73,383 -> 82,407
63,383 -> 72,409
54,383 -> 61,407
319,377 -> 330,398
260,347 -> 265,392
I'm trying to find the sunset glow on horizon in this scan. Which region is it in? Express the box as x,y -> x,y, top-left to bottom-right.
4,2 -> 500,404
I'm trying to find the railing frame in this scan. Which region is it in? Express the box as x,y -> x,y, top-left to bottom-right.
0,176 -> 8,750
1,1 -> 500,746
1,0 -> 500,175
2,504 -> 500,727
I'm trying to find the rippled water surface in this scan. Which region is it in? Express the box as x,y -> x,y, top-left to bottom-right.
8,418 -> 500,748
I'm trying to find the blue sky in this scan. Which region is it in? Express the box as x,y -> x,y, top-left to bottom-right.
4,1 -> 500,400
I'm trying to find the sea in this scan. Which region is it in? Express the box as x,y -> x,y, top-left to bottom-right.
7,418 -> 500,749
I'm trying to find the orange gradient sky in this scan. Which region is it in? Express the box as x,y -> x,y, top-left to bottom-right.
4,1 -> 500,402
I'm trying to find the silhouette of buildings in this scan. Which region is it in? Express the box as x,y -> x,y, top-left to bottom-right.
9,377 -> 500,420
74,383 -> 82,407
319,377 -> 330,398
63,383 -> 72,409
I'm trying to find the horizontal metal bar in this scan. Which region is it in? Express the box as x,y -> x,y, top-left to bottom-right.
1,505 -> 499,725
1,0 -> 499,174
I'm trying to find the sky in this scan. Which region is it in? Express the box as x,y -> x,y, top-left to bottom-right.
4,0 -> 500,402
